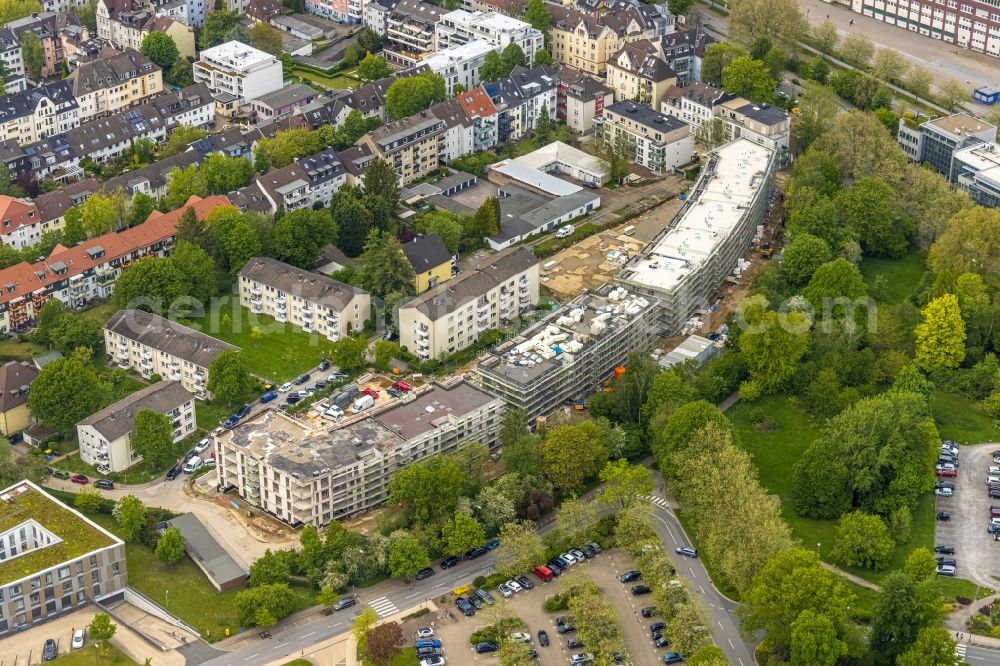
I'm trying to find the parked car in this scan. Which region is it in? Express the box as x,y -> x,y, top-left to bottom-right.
650,622 -> 666,634
386,387 -> 402,398
415,567 -> 434,581
571,548 -> 587,561
166,464 -> 181,480
937,564 -> 957,576
676,546 -> 698,558
546,559 -> 564,575
561,551 -> 578,566
567,638 -> 584,649
475,642 -> 498,654
294,374 -> 311,385
498,583 -> 513,598
285,394 -> 302,405
570,653 -> 594,664
619,571 -> 641,583
261,391 -> 278,403
465,546 -> 487,560
50,469 -> 70,480
486,538 -> 501,550
417,647 -> 444,658
71,628 -> 85,649
937,468 -> 957,477
654,636 -> 671,648
420,658 -> 445,666
935,487 -> 954,497
95,479 -> 114,490
194,438 -> 211,453
506,579 -> 522,593
557,621 -> 576,634
318,358 -> 331,371
990,489 -> 1000,499
475,588 -> 495,606
456,597 -> 476,616
362,387 -> 380,399
416,627 -> 434,639
538,630 -> 549,647
515,575 -> 534,590
43,639 -> 58,661
415,639 -> 442,649
533,565 -> 554,582
663,652 -> 684,663
937,557 -> 957,566
641,606 -> 659,618
333,597 -> 356,611
70,474 -> 89,484
440,555 -> 460,569
631,585 -> 652,596
510,632 -> 532,643
934,545 -> 955,555
469,595 -> 483,609
937,511 -> 951,521
278,382 -> 293,393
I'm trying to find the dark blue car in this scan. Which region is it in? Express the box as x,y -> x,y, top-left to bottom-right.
260,391 -> 278,403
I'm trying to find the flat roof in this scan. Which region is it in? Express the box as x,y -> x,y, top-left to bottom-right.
199,41 -> 276,69
493,161 -> 581,196
166,513 -> 246,587
512,141 -> 610,178
926,112 -> 996,137
624,139 -> 772,292
376,382 -> 497,440
421,39 -> 495,68
0,481 -> 120,586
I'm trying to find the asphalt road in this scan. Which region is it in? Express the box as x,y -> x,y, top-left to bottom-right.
962,643 -> 1000,665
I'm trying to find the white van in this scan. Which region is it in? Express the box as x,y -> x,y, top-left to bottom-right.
555,225 -> 574,238
183,456 -> 202,473
352,394 -> 375,414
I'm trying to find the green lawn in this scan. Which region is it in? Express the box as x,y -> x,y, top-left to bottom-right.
293,69 -> 359,90
860,250 -> 927,304
934,390 -> 1000,444
81,301 -> 119,326
64,508 -> 315,642
0,337 -> 45,361
391,648 -> 419,666
177,297 -> 334,385
51,645 -> 136,665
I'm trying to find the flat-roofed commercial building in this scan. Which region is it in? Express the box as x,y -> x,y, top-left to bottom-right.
473,287 -> 656,420
0,481 -> 126,635
616,139 -> 776,333
398,246 -> 539,361
215,381 -> 504,526
952,140 -> 1000,207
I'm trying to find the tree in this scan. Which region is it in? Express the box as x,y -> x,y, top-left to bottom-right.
365,622 -> 403,666
255,128 -> 324,170
131,409 -> 174,471
48,314 -> 102,357
598,459 -> 654,511
781,233 -> 831,287
113,495 -> 147,543
199,9 -> 241,49
271,208 -> 337,268
249,549 -> 290,586
28,358 -> 108,435
169,241 -> 217,304
896,627 -> 956,666
472,197 -> 500,237
539,423 -> 608,494
872,48 -> 908,83
701,42 -> 746,85
249,22 -> 283,57
501,43 -> 527,72
234,583 -> 295,627
140,32 -> 179,70
498,639 -> 535,666
201,154 -> 254,195
939,78 -> 968,110
738,308 -> 810,398
813,20 -> 839,54
532,49 -> 553,67
329,335 -> 367,372
801,258 -> 868,318
494,520 -> 545,577
442,511 -> 486,555
727,0 -> 807,50
207,349 -> 255,405
415,211 -> 464,253
161,125 -> 208,157
524,0 -> 550,41
388,536 -> 431,580
914,293 -> 966,372
21,31 -> 42,81
332,196 -> 371,258
74,189 -> 127,238
357,52 -> 392,82
73,486 -> 103,514
832,512 -> 894,569
155,526 -> 186,565
836,178 -> 912,258
88,613 -> 117,655
359,231 -> 416,299
905,66 -> 933,99
353,605 -> 379,653
389,455 -> 470,524
789,609 -> 846,666
929,207 -> 1000,292
112,257 -> 187,315
362,158 -> 400,211
839,33 -> 875,68
165,165 -> 208,210
385,76 -> 436,120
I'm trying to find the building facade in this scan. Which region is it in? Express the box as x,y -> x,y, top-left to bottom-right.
193,41 -> 284,105
358,114 -> 448,185
0,81 -> 79,146
896,112 -> 998,178
605,40 -> 677,109
952,140 -> 1000,206
77,380 -> 195,473
850,0 -> 1000,58
66,48 -> 163,122
0,361 -> 38,436
238,257 -> 371,341
401,234 -> 452,294
215,381 -> 504,526
103,309 -> 237,400
717,99 -> 791,157
434,9 -> 543,62
596,101 -> 694,174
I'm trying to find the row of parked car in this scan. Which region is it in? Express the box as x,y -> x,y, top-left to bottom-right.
411,626 -> 447,666
619,570 -> 687,663
934,441 -> 960,576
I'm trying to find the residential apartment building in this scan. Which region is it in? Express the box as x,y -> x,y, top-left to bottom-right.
558,67 -> 613,133
0,361 -> 38,436
144,82 -> 215,130
8,12 -> 63,79
0,81 -> 79,146
485,65 -> 560,142
215,380 -> 504,526
152,0 -> 208,27
659,27 -> 713,87
104,309 -> 237,399
596,101 -> 694,174
358,113 -> 447,185
0,481 -> 126,636
401,234 -> 452,294
896,112 -> 997,178
851,0 -> 1000,58
425,86 -> 499,159
296,148 -> 347,207
66,48 -> 163,122
474,287 -> 655,420
0,196 -> 44,250
0,195 -> 227,334
77,380 -> 195,473
434,9 -> 543,62
0,28 -> 26,94
420,40 -> 496,96
616,139 -> 776,332
306,0 -> 364,24
238,257 -> 371,341
399,246 -> 538,361
97,0 -> 196,59
952,140 -> 1000,207
376,0 -> 447,63
250,84 -> 317,124
717,99 -> 791,157
660,82 -> 737,131
193,41 -> 284,105
606,40 -> 677,109
548,2 -> 672,76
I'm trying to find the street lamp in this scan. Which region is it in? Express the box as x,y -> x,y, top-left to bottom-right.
817,542 -> 821,555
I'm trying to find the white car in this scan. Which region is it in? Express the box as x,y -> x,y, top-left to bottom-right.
416,627 -> 434,639
561,552 -> 577,565
279,382 -> 293,393
990,466 -> 1000,475
935,487 -> 953,497
510,632 -> 532,643
420,658 -> 445,666
71,628 -> 85,649
497,583 -> 513,598
506,579 -> 522,593
194,438 -> 210,453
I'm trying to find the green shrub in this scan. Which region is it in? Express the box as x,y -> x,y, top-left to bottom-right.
468,617 -> 524,645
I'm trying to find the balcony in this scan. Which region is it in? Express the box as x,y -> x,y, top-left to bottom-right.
416,337 -> 429,350
250,301 -> 262,314
416,325 -> 429,339
250,283 -> 262,294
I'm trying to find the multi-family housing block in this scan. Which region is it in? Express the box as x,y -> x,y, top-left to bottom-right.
65,47 -> 163,122
250,84 -> 318,124
0,81 -> 79,146
8,12 -> 63,79
306,0 -> 364,24
96,0 -> 196,59
194,41 -> 284,105
474,286 -> 655,420
596,101 -> 694,174
435,9 -> 543,62
238,257 -> 371,341
215,380 -> 504,526
548,1 -> 672,75
0,27 -> 26,93
606,40 -> 678,109
420,40 -> 496,96
372,0 -> 446,63
851,0 -> 1000,58
0,195 -> 46,249
358,112 -> 448,185
484,65 -> 560,142
616,139 -> 776,332
0,481 -> 126,636
952,140 -> 1000,207
398,246 -> 539,361
104,309 -> 237,399
717,98 -> 791,156
661,81 -> 737,130
0,361 -> 38,437
77,380 -> 195,473
557,68 -> 614,133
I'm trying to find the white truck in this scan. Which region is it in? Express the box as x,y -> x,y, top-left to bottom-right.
352,394 -> 375,414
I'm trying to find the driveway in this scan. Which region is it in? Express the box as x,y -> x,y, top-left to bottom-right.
936,443 -> 1000,588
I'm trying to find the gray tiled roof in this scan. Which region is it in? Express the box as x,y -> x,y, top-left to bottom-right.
67,48 -> 160,97
105,309 -> 238,369
402,234 -> 451,273
0,81 -> 78,125
238,257 -> 367,310
77,380 -> 192,442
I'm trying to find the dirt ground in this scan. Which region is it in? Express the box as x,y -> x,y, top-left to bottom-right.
399,549 -> 662,666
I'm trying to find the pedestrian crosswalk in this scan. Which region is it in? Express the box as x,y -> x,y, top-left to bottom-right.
956,642 -> 967,661
640,494 -> 671,510
368,596 -> 399,618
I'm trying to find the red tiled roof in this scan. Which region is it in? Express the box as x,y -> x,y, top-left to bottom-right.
0,196 -> 41,236
0,195 -> 229,307
457,86 -> 497,120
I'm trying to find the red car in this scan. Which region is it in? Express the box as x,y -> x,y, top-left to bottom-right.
70,474 -> 89,484
362,387 -> 380,399
391,381 -> 412,393
936,468 -> 957,478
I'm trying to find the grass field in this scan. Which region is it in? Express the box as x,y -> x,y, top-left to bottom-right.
51,645 -> 136,665
293,69 -> 359,90
391,648 -> 419,666
934,390 -> 1000,444
69,509 -> 315,642
178,297 -> 334,384
860,250 -> 927,304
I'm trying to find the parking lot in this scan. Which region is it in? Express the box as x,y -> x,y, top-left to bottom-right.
935,443 -> 1000,587
409,549 -> 663,666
